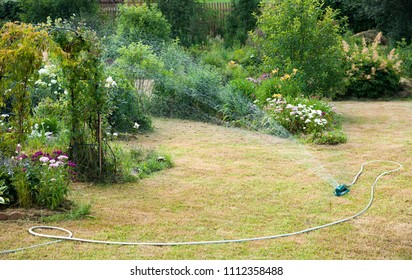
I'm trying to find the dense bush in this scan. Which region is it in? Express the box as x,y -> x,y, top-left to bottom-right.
115,3 -> 171,47
225,0 -> 260,46
157,0 -> 209,46
150,44 -> 224,121
343,33 -> 402,98
255,0 -> 347,98
396,39 -> 412,78
0,0 -> 21,23
19,0 -> 98,23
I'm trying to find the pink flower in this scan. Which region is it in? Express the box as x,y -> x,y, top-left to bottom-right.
57,155 -> 68,161
39,156 -> 50,163
49,163 -> 59,168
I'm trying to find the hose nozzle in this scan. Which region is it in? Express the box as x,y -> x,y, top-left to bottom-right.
334,184 -> 350,196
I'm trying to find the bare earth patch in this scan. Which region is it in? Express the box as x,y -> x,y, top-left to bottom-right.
1,101 -> 411,259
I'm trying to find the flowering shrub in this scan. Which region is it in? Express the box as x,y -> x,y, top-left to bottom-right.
0,145 -> 76,209
265,95 -> 337,135
254,68 -> 303,102
343,33 -> 402,98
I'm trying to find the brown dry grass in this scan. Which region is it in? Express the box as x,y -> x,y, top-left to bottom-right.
0,101 -> 411,259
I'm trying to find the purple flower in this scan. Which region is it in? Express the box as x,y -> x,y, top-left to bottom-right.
53,150 -> 63,156
67,161 -> 76,167
17,154 -> 28,160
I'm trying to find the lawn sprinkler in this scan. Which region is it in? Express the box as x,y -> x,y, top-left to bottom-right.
334,184 -> 350,196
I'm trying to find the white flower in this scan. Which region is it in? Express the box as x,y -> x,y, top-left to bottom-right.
1,114 -> 9,118
38,68 -> 48,75
133,122 -> 140,129
49,159 -> 56,164
45,132 -> 53,137
305,119 -> 311,123
105,76 -> 117,88
51,79 -> 57,84
113,132 -> 118,137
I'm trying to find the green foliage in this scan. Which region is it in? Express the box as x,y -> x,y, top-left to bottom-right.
360,0 -> 412,42
0,22 -> 51,151
40,203 -> 92,222
0,165 -> 15,206
261,94 -> 344,143
218,85 -> 290,137
396,39 -> 412,78
343,34 -> 402,98
0,0 -> 21,23
106,75 -> 152,133
12,169 -> 32,208
252,69 -> 303,102
229,78 -> 256,100
112,146 -> 174,182
116,3 -> 171,46
324,0 -> 373,33
255,0 -> 347,98
19,0 -> 98,23
225,0 -> 260,46
157,0 -> 209,46
309,129 -> 347,145
49,18 -> 114,182
150,44 -> 224,121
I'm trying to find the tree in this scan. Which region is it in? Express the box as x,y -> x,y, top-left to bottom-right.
157,0 -> 209,46
19,0 -> 98,23
325,0 -> 412,41
361,0 -> 412,41
225,0 -> 260,46
0,22 -> 51,149
255,0 -> 346,98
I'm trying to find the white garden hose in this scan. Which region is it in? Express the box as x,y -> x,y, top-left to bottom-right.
0,160 -> 403,253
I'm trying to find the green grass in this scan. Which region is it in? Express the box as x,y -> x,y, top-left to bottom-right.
0,101 -> 411,260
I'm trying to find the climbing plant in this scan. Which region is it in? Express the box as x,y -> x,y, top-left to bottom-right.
49,18 -> 114,182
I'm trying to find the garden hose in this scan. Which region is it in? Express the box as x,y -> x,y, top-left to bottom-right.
0,160 -> 403,253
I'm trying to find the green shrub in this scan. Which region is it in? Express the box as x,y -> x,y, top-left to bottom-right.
106,76 -> 152,133
310,129 -> 347,145
396,39 -> 412,78
264,94 -> 341,137
157,0 -> 209,46
255,0 -> 347,98
0,0 -> 21,23
343,33 -> 402,98
116,3 -> 171,47
229,78 -> 256,100
113,146 -> 174,182
219,85 -> 290,137
253,68 -> 304,102
19,0 -> 98,23
151,44 -> 224,121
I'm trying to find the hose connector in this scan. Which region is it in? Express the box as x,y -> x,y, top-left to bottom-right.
334,184 -> 350,196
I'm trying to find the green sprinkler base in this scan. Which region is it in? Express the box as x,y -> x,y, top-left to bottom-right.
334,184 -> 350,196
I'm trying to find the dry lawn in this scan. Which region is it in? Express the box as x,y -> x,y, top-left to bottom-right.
0,101 -> 411,259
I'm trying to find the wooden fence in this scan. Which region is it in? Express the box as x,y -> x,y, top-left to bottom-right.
99,0 -> 233,29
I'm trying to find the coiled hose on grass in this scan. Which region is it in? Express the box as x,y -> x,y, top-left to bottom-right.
0,160 -> 403,254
